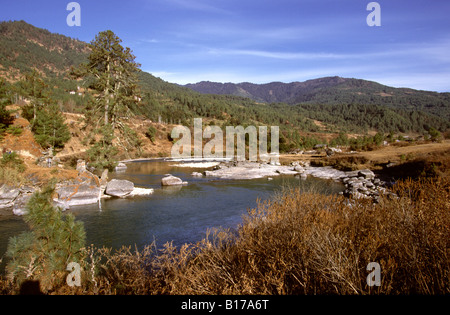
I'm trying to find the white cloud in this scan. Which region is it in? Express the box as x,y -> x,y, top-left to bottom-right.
162,0 -> 232,15
207,48 -> 364,60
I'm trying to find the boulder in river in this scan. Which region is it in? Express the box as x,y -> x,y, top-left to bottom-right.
53,170 -> 102,208
55,184 -> 101,208
105,179 -> 135,197
115,162 -> 127,172
161,175 -> 188,186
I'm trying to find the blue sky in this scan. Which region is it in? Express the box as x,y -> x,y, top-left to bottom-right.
1,0 -> 450,92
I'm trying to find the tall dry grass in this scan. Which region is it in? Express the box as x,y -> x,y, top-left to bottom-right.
1,177 -> 449,295
152,177 -> 448,295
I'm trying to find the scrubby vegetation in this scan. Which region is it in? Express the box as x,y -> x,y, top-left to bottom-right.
0,151 -> 27,185
0,174 -> 447,295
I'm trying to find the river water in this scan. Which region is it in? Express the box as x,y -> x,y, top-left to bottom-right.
0,160 -> 344,271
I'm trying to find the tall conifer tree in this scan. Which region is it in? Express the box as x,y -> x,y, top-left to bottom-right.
72,30 -> 142,166
72,30 -> 141,128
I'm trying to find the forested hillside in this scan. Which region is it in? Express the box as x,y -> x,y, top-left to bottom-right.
186,78 -> 450,123
0,20 -> 448,142
0,20 -> 89,80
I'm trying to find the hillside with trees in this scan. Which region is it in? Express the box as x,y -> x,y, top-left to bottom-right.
185,77 -> 450,121
0,20 -> 448,166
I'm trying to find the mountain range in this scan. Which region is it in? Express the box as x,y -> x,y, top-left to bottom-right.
185,78 -> 450,120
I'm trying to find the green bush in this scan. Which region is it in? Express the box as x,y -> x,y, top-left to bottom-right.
86,124 -> 119,171
145,126 -> 157,144
0,152 -> 25,173
6,125 -> 23,136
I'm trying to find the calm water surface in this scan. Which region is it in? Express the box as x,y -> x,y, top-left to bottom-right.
0,160 -> 344,270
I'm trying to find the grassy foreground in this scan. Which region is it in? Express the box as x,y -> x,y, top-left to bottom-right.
2,175 -> 448,295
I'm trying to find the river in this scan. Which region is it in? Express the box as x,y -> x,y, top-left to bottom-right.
0,160 -> 344,272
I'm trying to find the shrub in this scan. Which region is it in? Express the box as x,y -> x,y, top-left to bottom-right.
86,124 -> 119,171
6,125 -> 23,136
0,152 -> 27,185
0,152 -> 25,173
428,127 -> 442,142
145,126 -> 157,144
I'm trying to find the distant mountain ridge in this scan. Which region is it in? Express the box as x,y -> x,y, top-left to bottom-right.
185,77 -> 450,120
185,77 -> 349,104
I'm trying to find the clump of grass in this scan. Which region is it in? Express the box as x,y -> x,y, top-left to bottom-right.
0,152 -> 27,186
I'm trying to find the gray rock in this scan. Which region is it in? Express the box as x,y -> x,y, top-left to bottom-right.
12,193 -> 34,216
276,168 -> 298,175
105,179 -> 135,197
115,162 -> 127,172
203,170 -> 216,177
294,165 -> 304,172
365,181 -> 375,188
55,184 -> 101,207
0,184 -> 20,209
346,171 -> 360,178
161,175 -> 187,186
358,169 -> 375,179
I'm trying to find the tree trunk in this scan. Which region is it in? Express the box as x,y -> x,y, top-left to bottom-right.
105,57 -> 111,126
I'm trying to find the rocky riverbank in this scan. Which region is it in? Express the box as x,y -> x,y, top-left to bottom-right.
0,158 -> 394,217
0,160 -> 154,216
199,160 -> 391,201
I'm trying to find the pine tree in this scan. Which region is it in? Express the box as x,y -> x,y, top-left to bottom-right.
6,181 -> 86,292
0,79 -> 13,134
72,30 -> 141,128
32,102 -> 71,149
18,70 -> 50,129
71,30 -> 142,167
86,124 -> 119,171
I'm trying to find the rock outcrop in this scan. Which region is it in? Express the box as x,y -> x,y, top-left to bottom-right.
341,169 -> 394,201
0,184 -> 20,209
200,161 -> 392,202
161,175 -> 188,186
105,179 -> 135,197
55,183 -> 101,208
0,158 -> 154,216
54,169 -> 102,209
